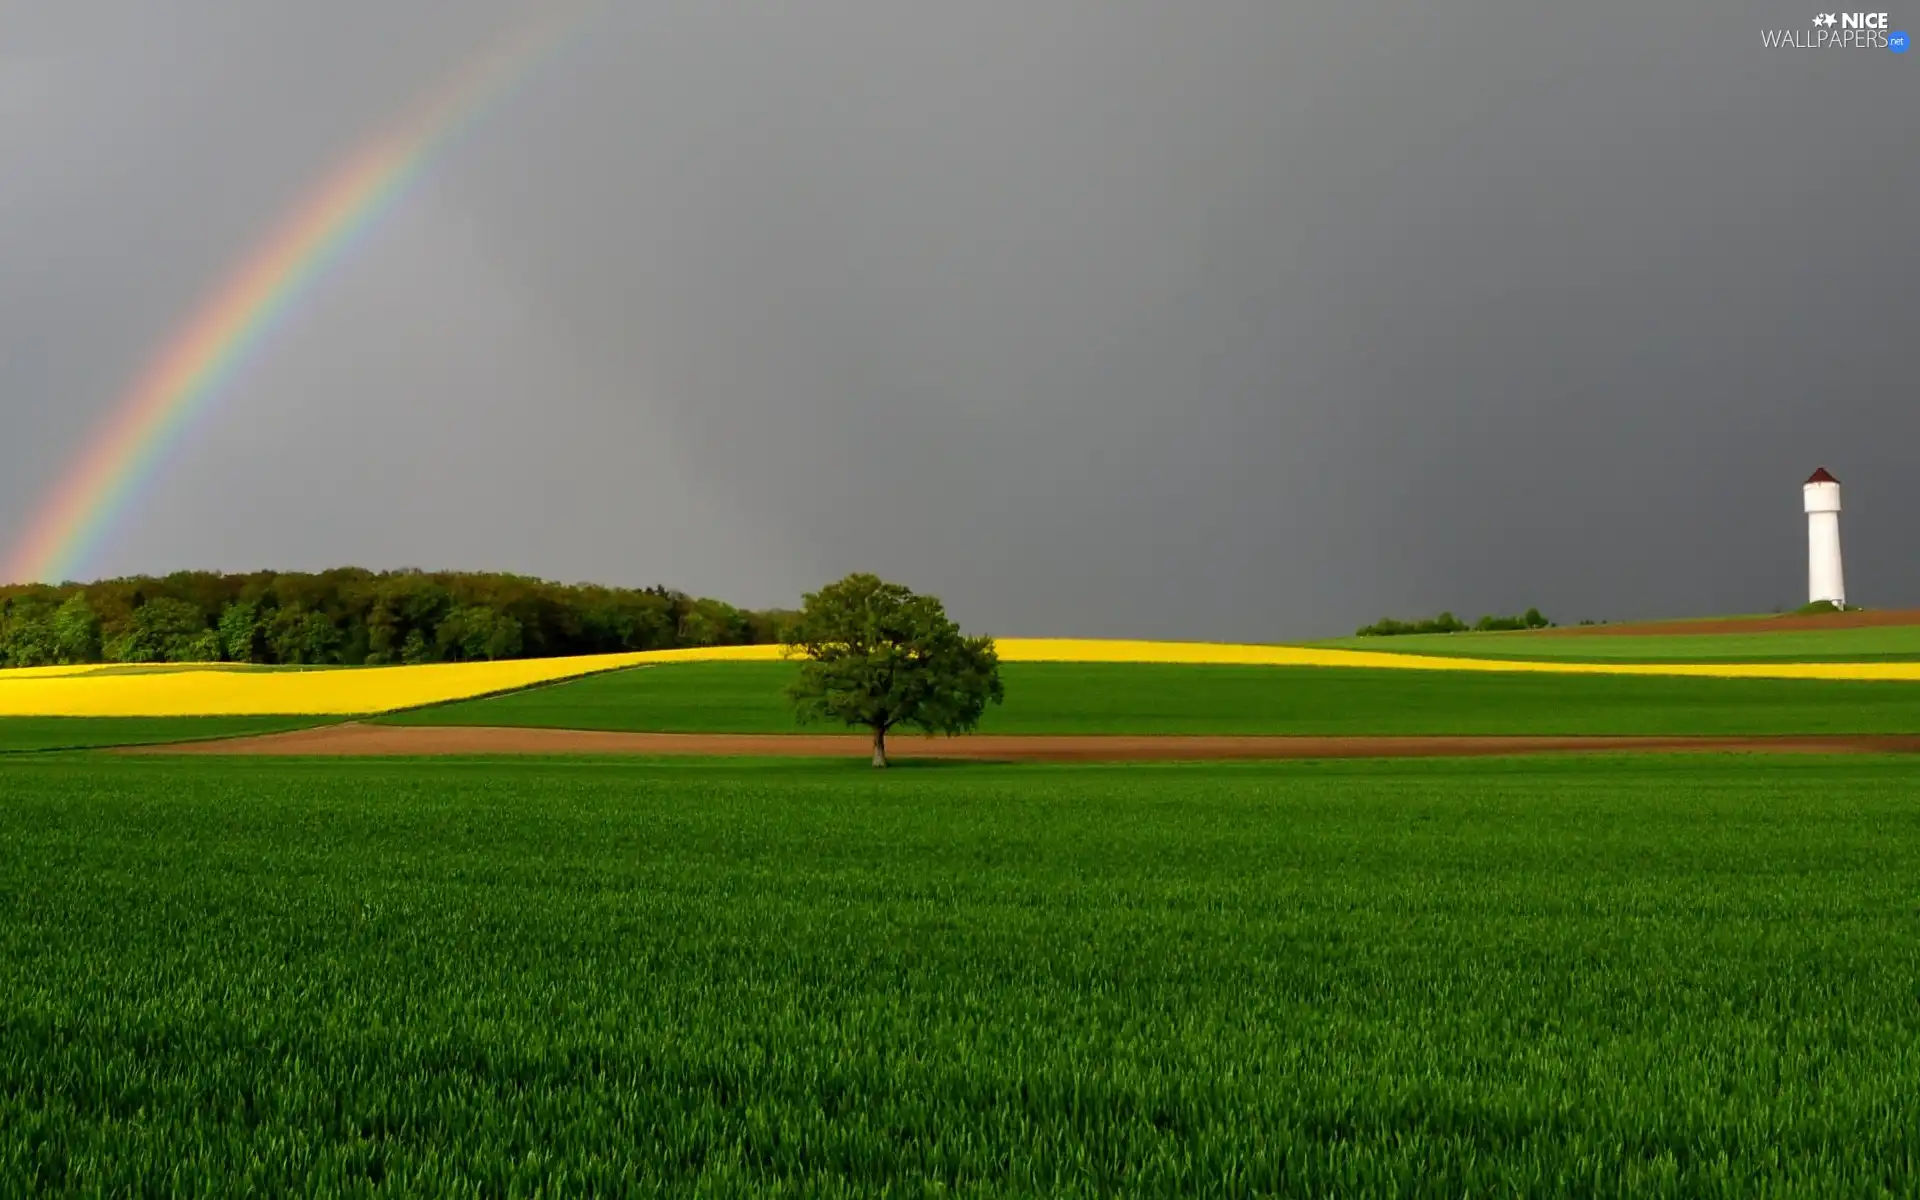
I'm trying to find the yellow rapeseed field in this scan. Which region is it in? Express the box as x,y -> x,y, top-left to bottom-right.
3,639 -> 1920,717
0,662 -> 137,679
0,653 -> 650,717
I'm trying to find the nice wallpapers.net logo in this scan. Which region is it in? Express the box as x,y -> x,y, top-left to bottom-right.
1762,12 -> 1910,49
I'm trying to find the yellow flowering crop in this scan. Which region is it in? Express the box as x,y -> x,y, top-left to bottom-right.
0,653 -> 639,717
0,662 -> 133,679
3,638 -> 1919,717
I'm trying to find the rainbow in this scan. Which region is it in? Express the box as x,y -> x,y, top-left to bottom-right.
3,3 -> 600,585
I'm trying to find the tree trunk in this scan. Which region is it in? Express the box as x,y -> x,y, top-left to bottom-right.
871,725 -> 888,768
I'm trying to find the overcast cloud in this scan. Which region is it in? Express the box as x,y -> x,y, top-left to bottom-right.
1,1 -> 1914,639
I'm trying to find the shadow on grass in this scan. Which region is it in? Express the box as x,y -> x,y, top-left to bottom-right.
577,754 -> 1012,773
869,757 -> 1011,771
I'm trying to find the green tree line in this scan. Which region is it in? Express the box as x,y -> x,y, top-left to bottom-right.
1356,608 -> 1552,636
0,569 -> 794,669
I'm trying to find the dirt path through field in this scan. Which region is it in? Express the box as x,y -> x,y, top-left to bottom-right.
117,723 -> 1920,761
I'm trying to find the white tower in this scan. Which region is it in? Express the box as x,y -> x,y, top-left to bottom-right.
1803,467 -> 1845,608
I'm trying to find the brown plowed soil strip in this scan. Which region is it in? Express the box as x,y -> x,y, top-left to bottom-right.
1537,610 -> 1920,636
118,723 -> 1920,761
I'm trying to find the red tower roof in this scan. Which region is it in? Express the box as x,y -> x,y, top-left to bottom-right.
1806,467 -> 1839,485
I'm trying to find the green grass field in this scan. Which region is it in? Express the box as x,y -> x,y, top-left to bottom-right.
383,660 -> 1920,736
0,716 -> 321,754
1312,624 -> 1920,662
4,754 -> 1919,1193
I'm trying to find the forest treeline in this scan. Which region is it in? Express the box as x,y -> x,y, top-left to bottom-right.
1355,608 -> 1553,636
0,569 -> 794,668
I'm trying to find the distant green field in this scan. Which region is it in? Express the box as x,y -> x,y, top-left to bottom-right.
383,660 -> 1920,736
1314,624 -> 1920,662
0,716 -> 321,754
6,754 -> 1920,1192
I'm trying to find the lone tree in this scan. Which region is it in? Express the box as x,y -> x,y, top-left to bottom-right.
782,573 -> 1004,768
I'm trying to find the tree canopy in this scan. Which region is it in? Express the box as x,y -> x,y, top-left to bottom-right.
781,573 -> 1004,767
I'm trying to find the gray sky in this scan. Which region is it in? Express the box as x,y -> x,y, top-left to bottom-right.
2,2 -> 1914,640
